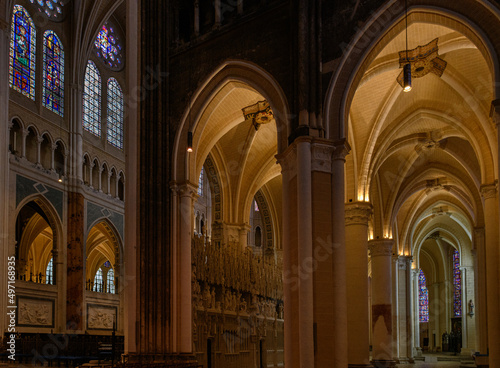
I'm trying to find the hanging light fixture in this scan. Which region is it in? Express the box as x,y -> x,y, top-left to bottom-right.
187,131 -> 193,152
403,0 -> 412,92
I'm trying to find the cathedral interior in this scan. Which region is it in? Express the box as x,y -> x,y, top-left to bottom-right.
1,0 -> 500,367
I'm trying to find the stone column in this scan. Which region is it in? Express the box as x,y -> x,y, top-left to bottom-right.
411,269 -> 421,357
51,143 -> 57,171
296,137 -> 314,368
276,146 -> 295,367
239,225 -> 250,248
66,192 -> 85,331
345,201 -> 373,367
480,183 -> 500,367
368,239 -> 395,367
473,228 -> 488,354
89,162 -> 94,188
36,136 -> 43,165
0,14 -> 10,337
98,166 -> 103,192
331,139 -> 350,368
178,184 -> 197,353
394,256 -> 413,363
21,128 -> 28,158
124,0 -> 139,353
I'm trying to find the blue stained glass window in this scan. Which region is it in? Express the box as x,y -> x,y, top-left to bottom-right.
94,22 -> 124,70
10,5 -> 36,99
43,31 -> 64,115
453,250 -> 462,317
107,268 -> 115,294
45,258 -> 53,285
107,78 -> 124,149
419,269 -> 429,323
29,0 -> 64,19
198,167 -> 204,195
83,61 -> 101,136
93,268 -> 103,292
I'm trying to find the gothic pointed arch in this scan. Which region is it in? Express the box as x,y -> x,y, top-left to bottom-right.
14,195 -> 63,283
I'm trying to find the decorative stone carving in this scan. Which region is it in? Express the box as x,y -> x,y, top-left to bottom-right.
368,239 -> 394,257
480,182 -> 498,200
18,298 -> 53,326
276,144 -> 297,178
345,201 -> 372,226
311,142 -> 334,173
332,139 -> 350,162
87,305 -> 115,329
397,256 -> 412,270
490,99 -> 500,127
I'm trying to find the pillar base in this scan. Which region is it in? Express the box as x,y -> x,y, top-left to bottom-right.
371,360 -> 396,368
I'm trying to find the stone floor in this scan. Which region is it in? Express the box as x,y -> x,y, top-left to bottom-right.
395,353 -> 476,368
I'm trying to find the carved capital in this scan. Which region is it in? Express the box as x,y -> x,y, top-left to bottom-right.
368,239 -> 393,257
332,138 -> 351,161
276,144 -> 297,178
480,182 -> 498,200
345,201 -> 372,226
490,99 -> 500,127
37,136 -> 44,144
178,182 -> 198,198
311,141 -> 334,173
22,129 -> 30,137
396,255 -> 412,270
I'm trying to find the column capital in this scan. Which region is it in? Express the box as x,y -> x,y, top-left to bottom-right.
178,182 -> 198,198
345,201 -> 372,226
368,239 -> 394,257
332,138 -> 351,161
311,140 -> 334,173
480,182 -> 498,200
276,143 -> 297,177
396,255 -> 413,270
490,99 -> 500,127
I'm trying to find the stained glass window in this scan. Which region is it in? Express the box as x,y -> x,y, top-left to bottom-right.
106,78 -> 123,148
453,250 -> 462,317
94,22 -> 124,70
29,0 -> 64,20
254,200 -> 259,212
45,258 -> 53,285
107,268 -> 115,294
93,268 -> 103,292
83,61 -> 101,136
43,31 -> 64,115
419,269 -> 429,323
198,167 -> 204,195
10,5 -> 36,99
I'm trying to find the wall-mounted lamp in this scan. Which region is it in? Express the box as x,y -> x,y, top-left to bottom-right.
58,174 -> 63,183
187,131 -> 193,153
468,300 -> 474,317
